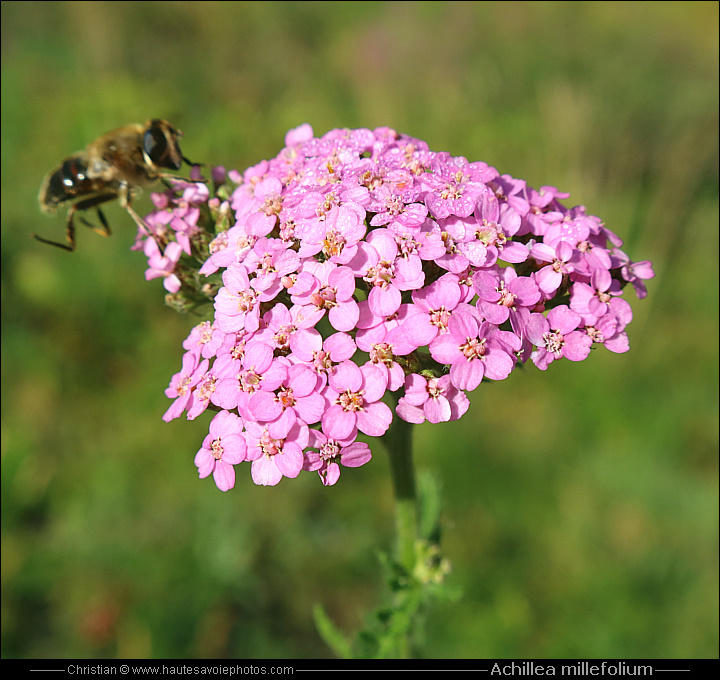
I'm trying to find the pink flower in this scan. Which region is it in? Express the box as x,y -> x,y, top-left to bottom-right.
163,353 -> 208,422
285,123 -> 314,146
614,249 -> 655,299
473,269 -> 541,326
356,325 -> 415,392
182,321 -> 216,360
424,153 -> 490,219
290,262 -> 360,332
245,237 -> 300,299
214,264 -> 261,333
584,298 -> 634,354
245,420 -> 309,486
143,238 -> 183,293
569,269 -> 621,318
194,410 -> 247,492
402,273 -> 463,347
199,225 -> 257,276
290,331 -> 357,388
254,303 -> 321,355
247,363 -> 325,438
396,374 -> 470,424
429,312 -> 515,391
459,190 -> 528,267
531,240 -> 578,297
363,229 -> 424,317
186,366 -> 219,420
303,430 -> 372,486
369,183 -> 429,232
321,360 -> 393,440
146,124 -> 653,491
525,306 -> 592,370
212,341 -> 286,415
392,220 -> 446,262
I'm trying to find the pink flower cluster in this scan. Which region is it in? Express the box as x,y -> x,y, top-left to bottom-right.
139,124 -> 654,491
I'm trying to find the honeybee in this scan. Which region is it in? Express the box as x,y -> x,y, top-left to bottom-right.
35,119 -> 195,251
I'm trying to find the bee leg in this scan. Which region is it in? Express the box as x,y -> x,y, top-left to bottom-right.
118,190 -> 147,233
78,207 -> 112,238
160,171 -> 208,188
124,202 -> 146,231
32,204 -> 82,251
70,193 -> 118,239
95,207 -> 112,237
118,192 -> 163,251
32,230 -> 76,252
32,193 -> 117,252
123,201 -> 168,253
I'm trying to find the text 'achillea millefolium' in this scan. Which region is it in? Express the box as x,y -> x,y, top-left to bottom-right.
136,124 -> 654,490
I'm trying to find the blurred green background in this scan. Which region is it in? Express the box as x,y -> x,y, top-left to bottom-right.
1,0 -> 717,660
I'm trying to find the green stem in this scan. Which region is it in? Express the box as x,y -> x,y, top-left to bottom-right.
382,398 -> 417,574
381,399 -> 420,659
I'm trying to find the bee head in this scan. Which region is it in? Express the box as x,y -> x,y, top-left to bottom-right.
142,119 -> 184,171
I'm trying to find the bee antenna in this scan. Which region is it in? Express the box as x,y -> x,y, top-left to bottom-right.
183,156 -> 202,167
